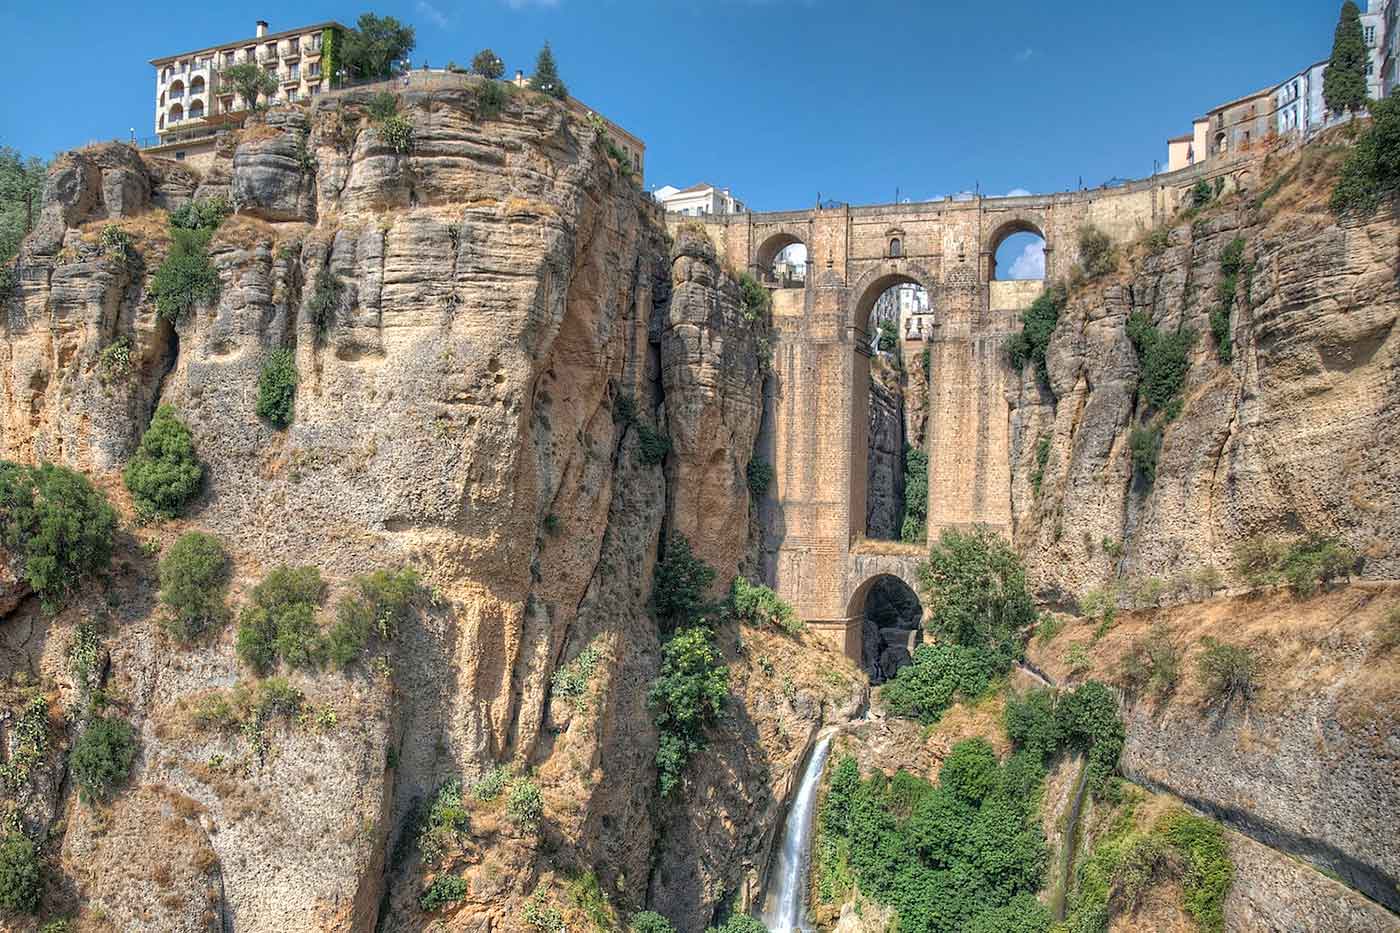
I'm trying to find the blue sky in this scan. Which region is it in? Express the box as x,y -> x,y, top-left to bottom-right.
2,0 -> 1341,215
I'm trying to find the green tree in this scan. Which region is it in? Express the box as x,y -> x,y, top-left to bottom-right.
221,62 -> 277,111
471,48 -> 504,79
0,462 -> 116,611
1324,1 -> 1368,116
0,147 -> 47,266
918,526 -> 1037,657
1003,284 -> 1066,386
151,227 -> 219,322
648,625 -> 728,796
159,531 -> 230,640
1332,95 -> 1400,213
237,565 -> 326,674
0,831 -> 41,913
123,405 -> 203,520
528,42 -> 568,100
342,13 -> 416,80
651,535 -> 716,632
69,716 -> 137,804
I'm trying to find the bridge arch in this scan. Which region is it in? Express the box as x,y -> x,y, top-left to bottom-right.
849,263 -> 938,335
846,567 -> 926,681
985,216 -> 1048,281
754,229 -> 806,275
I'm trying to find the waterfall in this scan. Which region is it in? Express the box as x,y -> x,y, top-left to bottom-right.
760,732 -> 834,932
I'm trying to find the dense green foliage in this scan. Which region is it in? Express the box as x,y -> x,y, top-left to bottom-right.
1324,1 -> 1368,115
651,535 -> 716,632
636,421 -> 672,465
326,567 -> 423,667
1232,532 -> 1358,594
471,48 -> 505,78
342,13 -> 416,80
0,461 -> 115,611
1157,809 -> 1233,931
1078,226 -> 1116,278
123,405 -> 203,520
1129,423 -> 1163,485
152,227 -> 218,322
738,273 -> 772,324
1331,95 -> 1400,214
420,874 -> 467,911
1004,682 -> 1125,790
255,348 -> 298,428
704,916 -> 765,933
918,527 -> 1036,658
1195,637 -> 1258,705
70,715 -> 137,804
307,266 -> 344,336
1004,285 -> 1066,384
880,643 -> 1006,724
550,644 -> 600,712
168,196 -> 231,233
476,79 -> 509,118
236,566 -> 326,674
0,148 -> 46,283
1125,313 -> 1196,412
528,42 -> 568,100
746,458 -> 773,498
220,62 -> 277,110
0,831 -> 41,913
159,531 -> 230,641
731,576 -> 801,634
648,624 -> 728,796
901,447 -> 929,543
877,318 -> 899,352
630,911 -> 677,933
507,777 -> 544,827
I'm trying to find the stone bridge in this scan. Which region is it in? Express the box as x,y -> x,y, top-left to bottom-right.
671,159 -> 1255,661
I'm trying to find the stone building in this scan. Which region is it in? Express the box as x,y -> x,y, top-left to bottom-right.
149,20 -> 346,164
1273,61 -> 1329,139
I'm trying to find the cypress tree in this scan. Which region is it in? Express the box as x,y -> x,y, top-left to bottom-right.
528,42 -> 568,101
1324,1 -> 1368,115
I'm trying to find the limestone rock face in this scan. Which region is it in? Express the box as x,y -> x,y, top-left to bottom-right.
864,362 -> 904,541
0,84 -> 800,932
1011,196 -> 1400,601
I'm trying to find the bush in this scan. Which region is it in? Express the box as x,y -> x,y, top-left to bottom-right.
471,766 -> 510,801
1208,307 -> 1233,363
1129,422 -> 1163,485
152,227 -> 219,322
1004,284 -> 1066,384
651,536 -> 715,632
1232,533 -> 1357,594
306,266 -> 344,336
168,196 -> 231,232
377,114 -> 414,154
418,779 -> 468,863
901,447 -> 929,543
0,831 -> 41,913
880,642 -> 1005,725
1196,637 -> 1257,705
506,777 -> 544,827
1054,680 -> 1126,789
1004,688 -> 1061,760
1029,434 -> 1052,495
550,644 -> 600,712
70,715 -> 137,804
420,874 -> 467,911
367,91 -> 398,121
705,917 -> 765,933
1118,626 -> 1181,699
649,624 -> 728,796
476,79 -> 508,118
918,527 -> 1036,658
98,336 -> 134,381
1126,313 -> 1197,412
746,458 -> 773,498
159,531 -> 230,641
731,576 -> 801,634
636,421 -> 671,465
236,566 -> 325,674
939,738 -> 1000,803
123,405 -> 203,520
1191,179 -> 1214,208
1331,95 -> 1400,214
737,272 -> 771,324
1078,226 -> 1116,278
255,348 -> 297,428
630,911 -> 676,933
0,461 -> 116,611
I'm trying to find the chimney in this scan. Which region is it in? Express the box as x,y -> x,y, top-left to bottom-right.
256,20 -> 269,37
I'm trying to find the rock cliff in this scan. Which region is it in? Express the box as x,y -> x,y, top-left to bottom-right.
0,82 -> 844,932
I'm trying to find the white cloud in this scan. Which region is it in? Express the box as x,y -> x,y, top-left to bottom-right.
1007,241 -> 1045,280
505,0 -> 559,7
1004,187 -> 1031,197
417,0 -> 449,25
1015,48 -> 1033,63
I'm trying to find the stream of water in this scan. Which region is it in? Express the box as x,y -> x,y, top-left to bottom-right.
759,732 -> 835,932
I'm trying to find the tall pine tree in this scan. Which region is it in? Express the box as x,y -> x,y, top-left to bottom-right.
528,42 -> 568,101
1324,1 -> 1368,115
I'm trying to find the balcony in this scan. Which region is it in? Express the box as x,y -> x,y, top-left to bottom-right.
259,51 -> 277,64
302,37 -> 322,54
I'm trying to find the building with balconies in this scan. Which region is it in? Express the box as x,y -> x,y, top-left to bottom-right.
148,19 -> 346,166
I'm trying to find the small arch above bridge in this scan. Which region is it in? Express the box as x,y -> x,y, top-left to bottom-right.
755,230 -> 805,274
985,216 -> 1048,281
850,264 -> 938,335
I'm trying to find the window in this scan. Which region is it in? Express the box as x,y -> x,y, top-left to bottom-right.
889,237 -> 903,257
176,151 -> 186,160
308,62 -> 321,78
1366,25 -> 1376,45
223,50 -> 235,67
310,83 -> 321,96
1367,60 -> 1375,76
289,63 -> 300,80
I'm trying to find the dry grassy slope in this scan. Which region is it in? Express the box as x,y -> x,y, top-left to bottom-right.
1011,140 -> 1400,602
0,81 -> 814,933
1028,583 -> 1400,919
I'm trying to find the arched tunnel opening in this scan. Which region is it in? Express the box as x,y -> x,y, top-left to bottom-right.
858,575 -> 924,684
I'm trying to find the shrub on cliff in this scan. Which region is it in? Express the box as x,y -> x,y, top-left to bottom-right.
1332,96 -> 1400,214
651,535 -> 716,632
168,196 -> 231,232
1078,225 -> 1116,278
737,272 -> 771,324
70,715 -> 137,804
1118,625 -> 1182,699
255,348 -> 298,428
420,874 -> 467,911
731,576 -> 801,634
1232,532 -> 1357,594
918,526 -> 1036,658
630,911 -> 676,933
327,568 -> 423,667
152,227 -> 219,322
0,461 -> 115,611
0,831 -> 41,913
507,777 -> 544,827
746,458 -> 773,497
901,447 -> 929,543
880,642 -> 1003,724
704,916 -> 765,933
236,566 -> 326,674
159,531 -> 230,641
528,42 -> 568,101
1196,637 -> 1257,705
306,267 -> 345,337
1003,284 -> 1065,385
649,624 -> 728,796
471,48 -> 504,79
123,405 -> 203,520
1126,313 -> 1196,412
